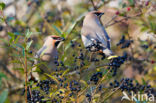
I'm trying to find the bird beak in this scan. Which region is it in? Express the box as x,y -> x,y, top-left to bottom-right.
60,37 -> 65,41
99,12 -> 104,17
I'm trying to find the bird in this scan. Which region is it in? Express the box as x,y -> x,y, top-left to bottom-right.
30,35 -> 65,81
81,11 -> 117,59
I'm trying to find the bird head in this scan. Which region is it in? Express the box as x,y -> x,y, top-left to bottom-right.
88,11 -> 104,19
50,35 -> 65,47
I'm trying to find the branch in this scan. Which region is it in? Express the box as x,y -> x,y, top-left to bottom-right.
90,0 -> 97,10
24,49 -> 28,103
105,12 -> 142,28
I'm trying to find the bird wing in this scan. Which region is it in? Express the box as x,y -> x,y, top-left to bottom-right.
34,45 -> 47,64
94,22 -> 111,49
81,24 -> 111,49
36,45 -> 47,58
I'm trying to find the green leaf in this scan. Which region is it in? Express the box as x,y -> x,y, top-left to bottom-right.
0,17 -> 4,22
0,89 -> 8,103
0,73 -> 7,79
141,78 -> 147,85
44,73 -> 59,84
122,3 -> 127,8
128,0 -> 134,6
62,69 -> 70,76
14,44 -> 25,56
8,32 -> 15,38
52,24 -> 62,35
0,2 -> 5,10
25,29 -> 32,39
14,36 -> 20,44
13,68 -> 24,71
26,40 -> 33,50
80,80 -> 88,87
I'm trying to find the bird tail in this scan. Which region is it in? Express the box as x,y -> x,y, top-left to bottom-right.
103,49 -> 118,59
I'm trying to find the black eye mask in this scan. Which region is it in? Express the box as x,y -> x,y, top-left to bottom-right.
94,12 -> 104,17
55,41 -> 60,47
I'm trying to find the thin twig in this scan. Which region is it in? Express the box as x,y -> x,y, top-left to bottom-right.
90,0 -> 97,10
104,15 -> 117,27
102,87 -> 120,102
105,12 -> 142,28
24,49 -> 28,103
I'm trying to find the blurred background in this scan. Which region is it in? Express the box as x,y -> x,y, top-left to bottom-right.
0,0 -> 156,103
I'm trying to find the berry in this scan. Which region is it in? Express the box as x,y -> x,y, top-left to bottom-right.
127,7 -> 131,11
115,11 -> 120,15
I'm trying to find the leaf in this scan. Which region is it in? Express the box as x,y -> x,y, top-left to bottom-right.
141,78 -> 146,85
66,12 -> 85,36
80,80 -> 88,87
8,32 -> 15,38
128,0 -> 134,6
0,2 -> 5,10
44,73 -> 59,84
154,66 -> 156,71
26,40 -> 33,50
14,44 -> 25,56
0,73 -> 7,80
13,68 -> 24,71
52,24 -> 62,35
25,29 -> 32,39
14,36 -> 20,44
0,17 -> 4,22
64,36 -> 79,51
122,3 -> 127,8
62,69 -> 70,76
10,60 -> 22,64
0,89 -> 8,103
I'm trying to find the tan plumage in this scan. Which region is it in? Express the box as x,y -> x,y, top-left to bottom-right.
81,11 -> 114,57
31,35 -> 64,80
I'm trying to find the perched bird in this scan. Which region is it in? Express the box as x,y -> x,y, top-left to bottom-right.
31,35 -> 65,80
81,11 -> 117,59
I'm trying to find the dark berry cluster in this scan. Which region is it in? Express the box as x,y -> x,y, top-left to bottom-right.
108,52 -> 127,76
141,44 -> 149,49
21,87 -> 45,103
90,72 -> 103,84
69,80 -> 81,93
86,40 -> 104,52
36,79 -> 56,94
117,35 -> 133,48
86,93 -> 92,102
27,90 -> 45,103
109,78 -> 156,97
0,25 -> 3,31
76,52 -> 84,60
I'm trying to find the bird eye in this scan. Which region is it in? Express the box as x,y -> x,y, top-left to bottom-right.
94,12 -> 104,17
52,37 -> 57,39
55,41 -> 60,47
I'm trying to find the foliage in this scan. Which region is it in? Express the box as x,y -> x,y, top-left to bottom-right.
0,0 -> 155,103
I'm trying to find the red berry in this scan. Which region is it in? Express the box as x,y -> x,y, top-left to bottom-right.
115,11 -> 120,15
151,60 -> 155,64
145,1 -> 149,6
127,7 -> 131,11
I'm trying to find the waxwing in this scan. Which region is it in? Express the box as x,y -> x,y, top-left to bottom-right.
81,11 -> 116,58
31,35 -> 65,80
